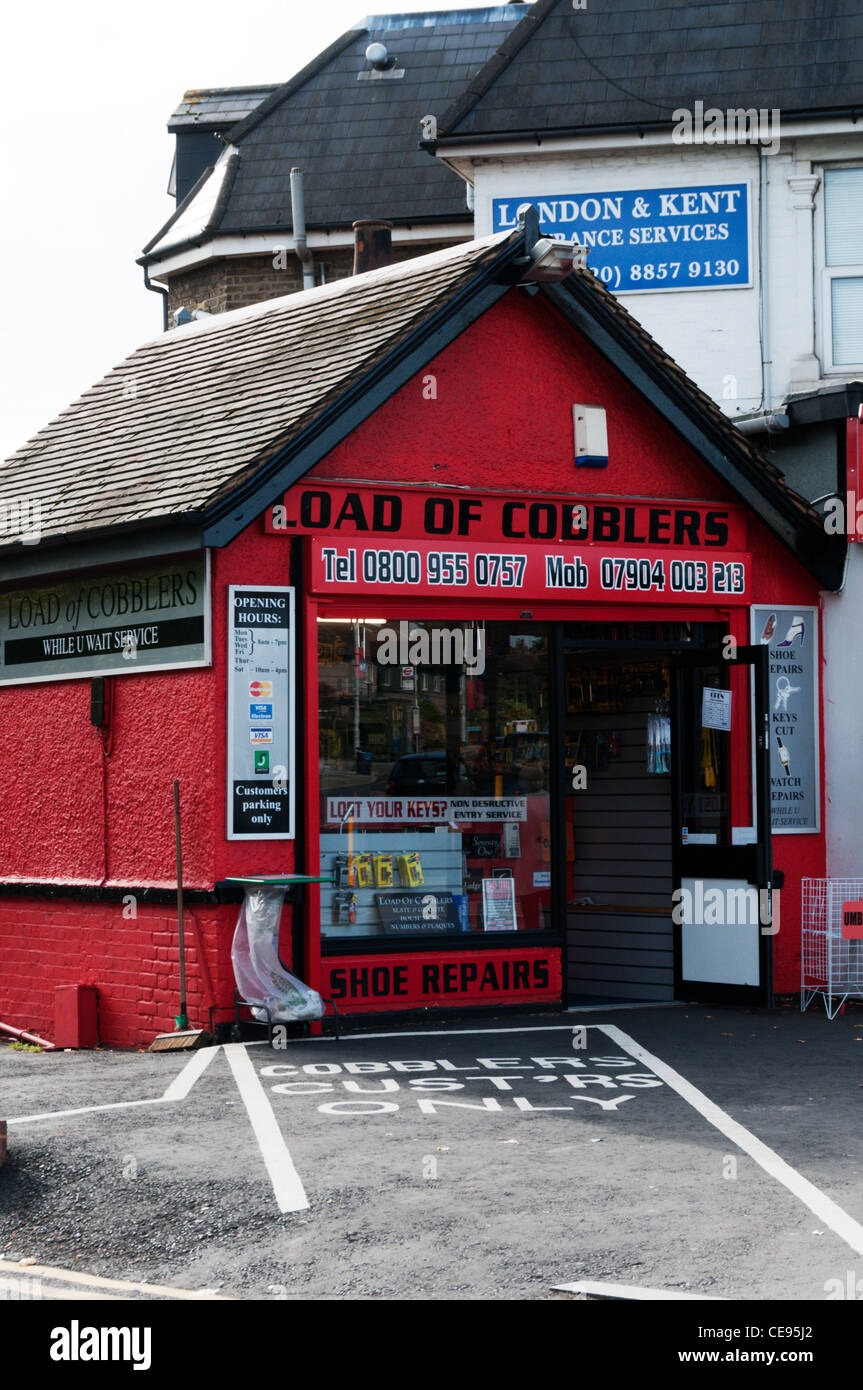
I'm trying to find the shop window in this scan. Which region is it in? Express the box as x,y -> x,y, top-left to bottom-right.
822,168 -> 863,369
317,619 -> 552,941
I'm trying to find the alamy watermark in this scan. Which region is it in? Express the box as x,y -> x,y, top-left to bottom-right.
672,880 -> 779,935
672,101 -> 780,156
376,621 -> 485,676
822,492 -> 863,538
0,498 -> 41,546
0,1275 -> 42,1300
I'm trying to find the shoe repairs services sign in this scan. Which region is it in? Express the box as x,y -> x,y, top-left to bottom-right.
750,604 -> 819,833
227,585 -> 295,839
0,556 -> 210,685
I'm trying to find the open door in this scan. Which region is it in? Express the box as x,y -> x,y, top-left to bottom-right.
671,645 -> 773,1005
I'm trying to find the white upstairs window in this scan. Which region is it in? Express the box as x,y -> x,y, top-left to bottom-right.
824,168 -> 863,369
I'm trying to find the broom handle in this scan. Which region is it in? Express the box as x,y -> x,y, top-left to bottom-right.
174,779 -> 187,1022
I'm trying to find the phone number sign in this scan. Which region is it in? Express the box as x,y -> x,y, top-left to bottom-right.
310,540 -> 750,605
493,183 -> 750,293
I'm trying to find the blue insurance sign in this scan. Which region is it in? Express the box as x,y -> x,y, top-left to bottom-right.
493,183 -> 750,293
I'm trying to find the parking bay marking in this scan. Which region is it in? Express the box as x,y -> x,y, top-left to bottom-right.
7,1045 -> 221,1125
7,1044 -> 308,1219
161,1044 -> 221,1100
9,1022 -> 862,1247
601,1022 -> 863,1259
266,1022 -> 863,1253
0,1258 -> 228,1300
224,1042 -> 309,1214
262,1050 -> 663,1115
553,1280 -> 725,1301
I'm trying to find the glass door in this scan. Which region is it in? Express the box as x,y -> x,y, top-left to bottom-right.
671,645 -> 773,1004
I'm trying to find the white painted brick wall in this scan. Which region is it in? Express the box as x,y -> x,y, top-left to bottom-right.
471,135 -> 863,413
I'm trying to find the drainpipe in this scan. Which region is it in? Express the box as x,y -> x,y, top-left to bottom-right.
759,150 -> 772,411
736,412 -> 790,436
290,168 -> 315,291
0,1020 -> 56,1050
143,267 -> 169,333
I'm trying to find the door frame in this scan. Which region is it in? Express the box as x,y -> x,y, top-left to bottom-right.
670,645 -> 774,1006
555,622 -> 732,1006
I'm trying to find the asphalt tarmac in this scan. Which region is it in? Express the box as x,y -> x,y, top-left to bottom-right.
2,1001 -> 862,1301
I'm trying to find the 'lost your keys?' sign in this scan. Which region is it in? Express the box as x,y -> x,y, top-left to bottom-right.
227,586 -> 295,839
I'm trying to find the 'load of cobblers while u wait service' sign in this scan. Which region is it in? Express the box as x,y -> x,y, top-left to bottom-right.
227,585 -> 295,839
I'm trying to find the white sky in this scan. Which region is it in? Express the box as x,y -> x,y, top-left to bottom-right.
0,0 -> 499,461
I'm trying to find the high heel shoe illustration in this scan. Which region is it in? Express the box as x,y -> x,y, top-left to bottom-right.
776,616 -> 805,648
759,612 -> 776,644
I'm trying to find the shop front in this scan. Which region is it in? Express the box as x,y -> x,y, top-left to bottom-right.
265,479 -> 819,1016
0,222 -> 840,1045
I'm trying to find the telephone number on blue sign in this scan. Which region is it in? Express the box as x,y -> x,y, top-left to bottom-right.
492,183 -> 750,293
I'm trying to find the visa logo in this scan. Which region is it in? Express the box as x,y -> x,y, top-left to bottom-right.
250,727 -> 273,744
249,703 -> 273,720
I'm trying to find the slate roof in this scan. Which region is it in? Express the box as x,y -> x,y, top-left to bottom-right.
1,235 -> 515,546
1,220 -> 843,587
168,85 -> 278,132
435,0 -> 863,140
142,7 -> 531,263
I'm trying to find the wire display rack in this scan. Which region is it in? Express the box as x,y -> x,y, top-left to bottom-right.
801,878 -> 863,1018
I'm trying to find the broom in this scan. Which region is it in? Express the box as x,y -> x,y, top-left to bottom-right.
149,780 -> 212,1053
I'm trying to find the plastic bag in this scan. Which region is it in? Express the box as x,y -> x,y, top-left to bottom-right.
647,711 -> 671,775
231,885 -> 324,1023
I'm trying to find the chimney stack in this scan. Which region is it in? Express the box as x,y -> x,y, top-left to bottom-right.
353,219 -> 393,275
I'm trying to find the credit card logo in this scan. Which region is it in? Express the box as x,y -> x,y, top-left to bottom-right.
249,681 -> 272,698
249,703 -> 273,720
250,727 -> 273,744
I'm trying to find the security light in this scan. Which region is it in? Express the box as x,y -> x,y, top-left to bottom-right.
521,238 -> 584,282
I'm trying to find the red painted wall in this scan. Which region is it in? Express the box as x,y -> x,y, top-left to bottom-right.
0,898 -> 237,1050
0,287 -> 823,1043
303,291 -> 823,995
748,514 -> 826,992
0,533 -> 298,1047
311,292 -> 738,503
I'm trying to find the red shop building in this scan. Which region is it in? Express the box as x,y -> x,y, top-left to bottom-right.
0,218 -> 843,1046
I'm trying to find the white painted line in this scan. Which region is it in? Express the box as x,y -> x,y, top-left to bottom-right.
243,1012 -> 678,1046
272,1023 -> 593,1044
8,1097 -> 167,1125
0,1276 -> 123,1302
601,1022 -> 863,1259
162,1044 -> 220,1100
567,1002 -> 685,1013
0,1259 -> 227,1300
553,1280 -> 724,1301
223,1043 -> 309,1213
9,1046 -> 220,1123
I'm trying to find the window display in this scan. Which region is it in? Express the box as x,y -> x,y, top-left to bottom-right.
318,619 -> 551,939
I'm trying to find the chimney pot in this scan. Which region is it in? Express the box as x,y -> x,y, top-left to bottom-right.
353,219 -> 394,275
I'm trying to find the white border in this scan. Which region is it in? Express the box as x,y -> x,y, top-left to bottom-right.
0,552 -> 212,686
226,583 -> 296,841
749,603 -> 820,835
814,161 -> 863,376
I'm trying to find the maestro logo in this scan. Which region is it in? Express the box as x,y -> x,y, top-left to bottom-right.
249,681 -> 272,699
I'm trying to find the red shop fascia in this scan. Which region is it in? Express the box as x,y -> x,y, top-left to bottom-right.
0,226 -> 843,1045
